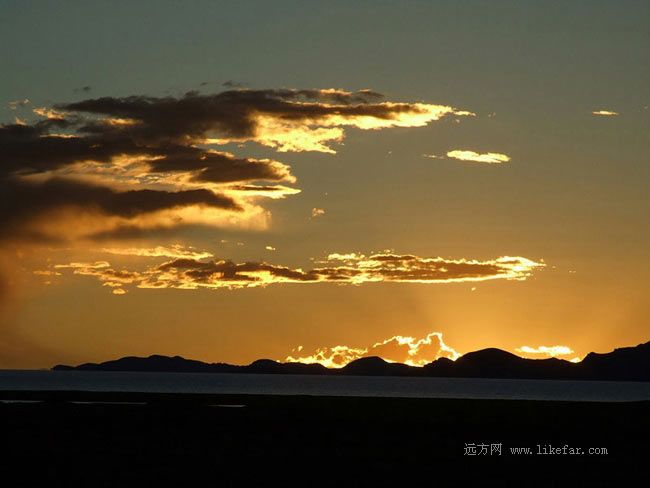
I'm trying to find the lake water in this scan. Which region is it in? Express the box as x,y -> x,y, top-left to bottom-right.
2,370 -> 650,402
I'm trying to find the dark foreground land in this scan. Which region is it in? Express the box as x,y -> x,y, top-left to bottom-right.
1,391 -> 648,487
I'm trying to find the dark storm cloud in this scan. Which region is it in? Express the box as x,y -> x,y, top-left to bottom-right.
2,88 -> 458,182
1,87 -> 467,243
85,224 -> 200,242
0,96 -> 294,242
157,257 -> 320,283
144,146 -> 294,184
0,122 -> 139,174
57,88 -> 416,143
0,177 -> 239,239
0,121 -> 293,186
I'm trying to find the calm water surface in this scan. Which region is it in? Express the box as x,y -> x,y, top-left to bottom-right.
1,370 -> 649,402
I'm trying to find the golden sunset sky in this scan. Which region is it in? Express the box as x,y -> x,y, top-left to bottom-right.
1,1 -> 648,368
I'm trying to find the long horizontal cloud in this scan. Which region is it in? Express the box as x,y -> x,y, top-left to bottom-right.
1,122 -> 294,185
591,110 -> 618,116
515,345 -> 580,362
52,261 -> 140,295
52,252 -> 544,293
1,88 -> 470,243
285,332 -> 460,368
100,245 -> 214,260
59,88 -> 472,153
2,177 -> 238,219
445,150 -> 511,164
0,176 -> 241,242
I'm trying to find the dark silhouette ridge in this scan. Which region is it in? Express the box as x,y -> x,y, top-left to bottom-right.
342,356 -> 419,376
52,340 -> 650,381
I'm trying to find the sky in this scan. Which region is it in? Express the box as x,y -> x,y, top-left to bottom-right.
0,0 -> 648,369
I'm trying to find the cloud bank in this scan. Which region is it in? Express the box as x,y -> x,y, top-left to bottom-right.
1,88 -> 470,243
286,336 -> 581,368
285,331 -> 460,368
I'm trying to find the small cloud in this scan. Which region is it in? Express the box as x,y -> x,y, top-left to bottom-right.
592,110 -> 619,116
101,245 -> 213,260
222,80 -> 246,88
311,208 -> 326,219
515,345 -> 575,358
33,107 -> 67,119
446,150 -> 511,164
53,261 -> 141,293
54,261 -> 110,270
33,270 -> 62,277
453,110 -> 476,117
73,86 -> 92,93
8,99 -> 30,110
265,246 -> 276,251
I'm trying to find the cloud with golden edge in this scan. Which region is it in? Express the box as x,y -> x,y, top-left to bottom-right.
1,87 -> 470,243
53,261 -> 142,293
285,331 -> 460,368
33,270 -> 62,277
515,345 -> 581,363
53,252 -> 544,294
100,245 -> 213,260
54,261 -> 111,270
8,99 -> 30,110
33,107 -> 67,120
311,207 -> 326,218
445,150 -> 511,164
592,110 -> 619,116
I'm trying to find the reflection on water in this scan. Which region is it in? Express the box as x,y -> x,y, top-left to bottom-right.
1,370 -> 649,402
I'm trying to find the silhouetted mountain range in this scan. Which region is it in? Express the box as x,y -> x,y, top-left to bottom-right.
53,341 -> 650,381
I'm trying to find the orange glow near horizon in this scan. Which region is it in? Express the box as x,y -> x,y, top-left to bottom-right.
283,334 -> 584,368
1,72 -> 647,369
285,332 -> 460,368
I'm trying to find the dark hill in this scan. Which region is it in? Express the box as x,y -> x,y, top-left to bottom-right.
579,342 -> 650,381
424,348 -> 577,380
52,340 -> 650,381
341,356 -> 420,376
